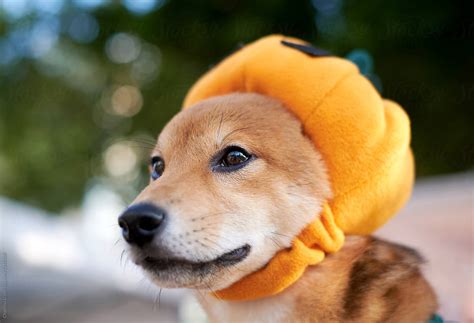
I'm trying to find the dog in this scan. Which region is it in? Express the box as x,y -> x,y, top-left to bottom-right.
118,93 -> 438,322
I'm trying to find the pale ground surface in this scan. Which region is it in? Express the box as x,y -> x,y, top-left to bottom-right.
378,172 -> 473,323
0,172 -> 472,323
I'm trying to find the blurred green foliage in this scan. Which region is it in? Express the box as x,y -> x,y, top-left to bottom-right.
0,0 -> 472,213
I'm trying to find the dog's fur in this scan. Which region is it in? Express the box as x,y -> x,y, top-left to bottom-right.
125,93 -> 437,322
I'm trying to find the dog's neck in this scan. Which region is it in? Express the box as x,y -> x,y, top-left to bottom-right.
194,286 -> 296,323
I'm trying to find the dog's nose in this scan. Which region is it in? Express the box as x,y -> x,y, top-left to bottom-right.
118,203 -> 166,246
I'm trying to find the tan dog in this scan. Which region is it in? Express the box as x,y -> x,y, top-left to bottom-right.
118,93 -> 437,322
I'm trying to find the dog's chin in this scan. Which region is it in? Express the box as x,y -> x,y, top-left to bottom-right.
136,244 -> 251,289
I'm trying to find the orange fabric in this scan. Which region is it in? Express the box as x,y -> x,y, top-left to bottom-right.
183,35 -> 414,301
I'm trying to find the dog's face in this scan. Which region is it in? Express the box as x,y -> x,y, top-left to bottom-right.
119,93 -> 331,291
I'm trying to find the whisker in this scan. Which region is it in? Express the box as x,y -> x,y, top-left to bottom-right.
194,287 -> 210,309
265,234 -> 284,250
270,231 -> 292,239
126,138 -> 157,146
124,142 -> 155,148
204,232 -> 239,246
204,281 -> 222,301
153,288 -> 163,312
216,110 -> 225,146
221,126 -> 254,144
118,139 -> 156,149
120,249 -> 126,267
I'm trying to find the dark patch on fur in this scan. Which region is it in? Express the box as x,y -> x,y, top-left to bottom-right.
343,238 -> 388,319
379,286 -> 401,323
342,238 -> 425,320
385,241 -> 426,265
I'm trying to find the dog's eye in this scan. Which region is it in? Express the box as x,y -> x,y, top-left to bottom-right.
218,147 -> 251,169
150,156 -> 165,180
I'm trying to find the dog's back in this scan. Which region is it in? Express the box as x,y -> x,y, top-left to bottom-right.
293,236 -> 437,322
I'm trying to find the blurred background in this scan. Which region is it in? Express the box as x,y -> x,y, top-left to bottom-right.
0,0 -> 472,322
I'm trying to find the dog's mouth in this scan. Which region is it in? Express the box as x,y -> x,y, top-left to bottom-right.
139,244 -> 251,274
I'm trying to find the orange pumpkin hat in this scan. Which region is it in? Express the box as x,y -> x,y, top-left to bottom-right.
183,35 -> 414,301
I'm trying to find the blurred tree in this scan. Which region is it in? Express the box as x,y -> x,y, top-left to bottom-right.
0,0 -> 472,213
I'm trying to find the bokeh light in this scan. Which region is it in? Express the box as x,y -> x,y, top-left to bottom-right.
36,43 -> 106,92
28,17 -> 61,57
131,44 -> 161,84
73,0 -> 108,10
1,0 -> 31,19
122,0 -> 165,16
311,0 -> 346,39
33,0 -> 64,15
103,141 -> 139,178
105,33 -> 141,64
67,12 -> 100,43
110,85 -> 143,117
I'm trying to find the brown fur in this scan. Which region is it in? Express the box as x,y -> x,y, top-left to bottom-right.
127,93 -> 438,322
290,237 -> 437,323
199,236 -> 437,323
131,93 -> 330,290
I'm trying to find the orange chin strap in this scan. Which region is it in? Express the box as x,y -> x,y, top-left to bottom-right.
182,35 -> 414,301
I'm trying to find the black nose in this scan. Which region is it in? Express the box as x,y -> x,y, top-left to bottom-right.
118,203 -> 166,246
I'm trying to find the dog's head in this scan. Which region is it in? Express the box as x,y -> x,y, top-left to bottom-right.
118,93 -> 331,290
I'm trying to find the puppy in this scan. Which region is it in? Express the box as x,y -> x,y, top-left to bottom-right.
118,93 -> 438,322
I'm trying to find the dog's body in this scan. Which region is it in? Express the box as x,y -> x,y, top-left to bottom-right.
119,93 -> 437,322
199,236 -> 437,323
